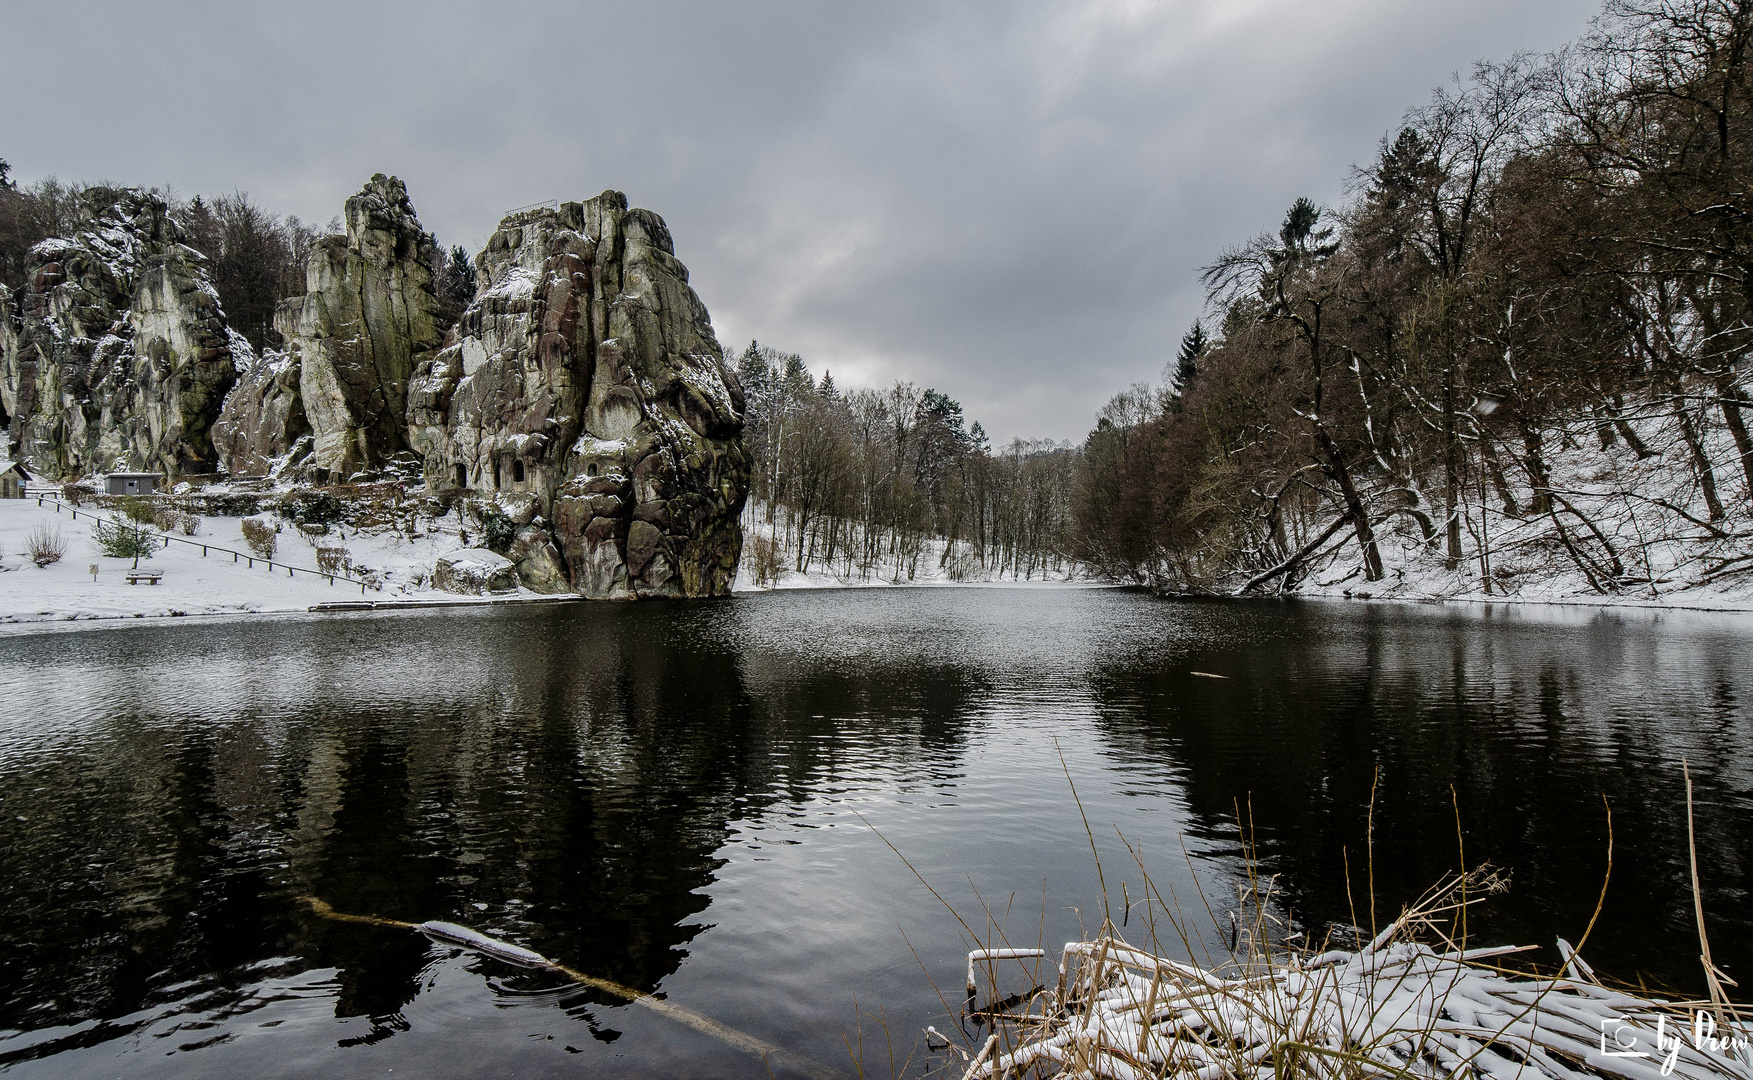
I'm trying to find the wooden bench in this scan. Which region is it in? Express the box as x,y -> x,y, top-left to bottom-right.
125,570 -> 164,585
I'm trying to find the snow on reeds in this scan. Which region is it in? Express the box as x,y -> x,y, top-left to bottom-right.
900,758 -> 1751,1080
947,864 -> 1747,1080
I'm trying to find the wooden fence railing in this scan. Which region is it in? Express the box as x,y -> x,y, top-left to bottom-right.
33,495 -> 378,595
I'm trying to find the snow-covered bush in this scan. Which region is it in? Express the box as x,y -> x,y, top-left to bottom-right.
26,526 -> 66,567
241,516 -> 277,558
152,508 -> 200,536
278,488 -> 342,526
315,546 -> 349,575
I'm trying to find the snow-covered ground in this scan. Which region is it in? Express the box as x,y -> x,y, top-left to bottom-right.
0,497 -> 558,627
1275,412 -> 1753,612
728,516 -> 1089,592
733,567 -> 1101,590
0,492 -> 1101,629
729,556 -> 1094,592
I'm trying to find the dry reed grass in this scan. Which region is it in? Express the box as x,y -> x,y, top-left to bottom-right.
888,760 -> 1748,1080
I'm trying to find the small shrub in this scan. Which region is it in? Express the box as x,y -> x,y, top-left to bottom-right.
316,546 -> 350,575
27,525 -> 67,567
279,488 -> 342,526
60,481 -> 86,507
747,534 -> 783,588
146,505 -> 197,535
241,517 -> 278,559
94,516 -> 158,562
481,511 -> 517,555
116,496 -> 158,525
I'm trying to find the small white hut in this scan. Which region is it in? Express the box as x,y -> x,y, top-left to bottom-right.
0,460 -> 29,499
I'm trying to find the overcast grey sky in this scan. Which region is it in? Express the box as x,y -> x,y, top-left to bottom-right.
5,1 -> 1601,442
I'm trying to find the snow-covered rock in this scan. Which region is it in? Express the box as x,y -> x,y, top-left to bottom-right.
0,188 -> 240,480
432,547 -> 518,594
211,341 -> 308,477
406,192 -> 748,599
275,175 -> 441,480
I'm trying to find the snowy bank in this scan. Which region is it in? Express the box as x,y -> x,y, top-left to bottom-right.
0,497 -> 563,628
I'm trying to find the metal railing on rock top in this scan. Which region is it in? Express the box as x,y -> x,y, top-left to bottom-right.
32,495 -> 378,595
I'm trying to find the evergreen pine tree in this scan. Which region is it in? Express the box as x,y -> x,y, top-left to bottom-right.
433,243 -> 476,331
1172,322 -> 1208,398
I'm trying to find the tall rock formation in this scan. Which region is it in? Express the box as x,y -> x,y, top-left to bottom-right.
407,192 -> 747,598
0,188 -> 240,480
275,174 -> 440,480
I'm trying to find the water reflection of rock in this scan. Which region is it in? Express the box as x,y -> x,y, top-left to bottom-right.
1085,602 -> 1753,992
0,602 -> 982,1054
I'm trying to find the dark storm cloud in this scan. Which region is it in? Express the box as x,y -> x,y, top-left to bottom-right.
3,0 -> 1600,441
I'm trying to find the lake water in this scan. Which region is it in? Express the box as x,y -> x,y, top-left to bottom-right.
1,590 -> 1749,1078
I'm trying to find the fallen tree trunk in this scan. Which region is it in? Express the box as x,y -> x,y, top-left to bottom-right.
1235,512 -> 1353,595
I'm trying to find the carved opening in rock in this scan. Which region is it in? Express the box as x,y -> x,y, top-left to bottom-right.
587,463 -> 598,478
494,459 -> 501,488
455,463 -> 467,488
513,460 -> 525,483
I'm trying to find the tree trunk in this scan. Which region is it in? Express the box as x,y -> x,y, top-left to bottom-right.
1611,394 -> 1655,458
1315,427 -> 1384,581
1235,511 -> 1353,594
1442,370 -> 1462,568
1675,401 -> 1725,521
1520,422 -> 1553,516
1715,373 -> 1753,497
1481,435 -> 1521,516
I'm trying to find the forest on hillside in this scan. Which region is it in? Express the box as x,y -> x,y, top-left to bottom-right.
1076,0 -> 1753,598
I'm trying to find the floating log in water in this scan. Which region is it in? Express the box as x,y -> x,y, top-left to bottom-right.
295,896 -> 843,1080
417,920 -> 552,968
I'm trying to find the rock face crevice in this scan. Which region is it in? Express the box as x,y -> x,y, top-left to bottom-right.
408,191 -> 746,598
277,174 -> 441,480
0,188 -> 240,480
211,343 -> 309,477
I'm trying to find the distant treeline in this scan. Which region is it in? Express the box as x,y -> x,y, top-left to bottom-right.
735,343 -> 1077,581
0,164 -> 478,354
1074,1 -> 1753,595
